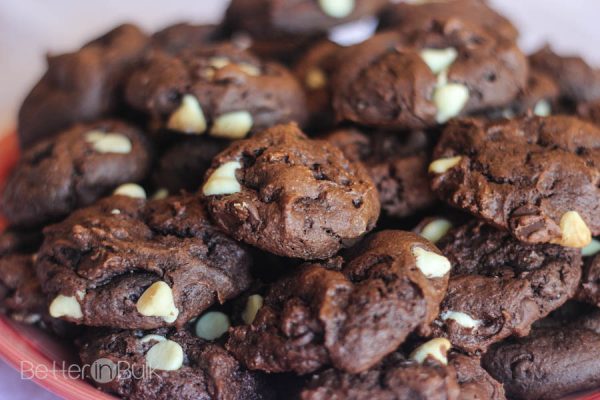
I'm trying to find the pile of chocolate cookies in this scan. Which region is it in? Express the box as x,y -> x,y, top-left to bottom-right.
2,0 -> 600,399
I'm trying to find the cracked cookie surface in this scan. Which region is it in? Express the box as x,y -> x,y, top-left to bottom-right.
431,221 -> 582,353
2,119 -> 152,228
226,230 -> 450,374
203,123 -> 380,259
431,116 -> 600,247
35,194 -> 252,329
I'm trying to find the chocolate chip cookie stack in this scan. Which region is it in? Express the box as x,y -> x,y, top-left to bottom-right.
2,1 -> 600,399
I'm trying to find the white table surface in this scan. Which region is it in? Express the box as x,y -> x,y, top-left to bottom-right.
0,1 -> 599,398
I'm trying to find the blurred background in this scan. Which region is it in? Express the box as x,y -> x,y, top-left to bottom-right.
0,0 -> 599,398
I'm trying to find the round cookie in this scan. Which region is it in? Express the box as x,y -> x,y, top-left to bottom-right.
430,115 -> 600,248
152,136 -> 228,194
35,194 -> 253,329
530,45 -> 600,104
326,128 -> 436,218
202,123 -> 380,260
332,22 -> 528,129
125,42 -> 307,139
2,120 -> 152,228
225,0 -> 388,35
18,24 -> 148,148
482,310 -> 600,400
301,342 -> 460,400
226,230 -> 451,374
431,221 -> 582,353
378,0 -> 519,41
449,352 -> 506,400
78,328 -> 269,400
294,40 -> 342,130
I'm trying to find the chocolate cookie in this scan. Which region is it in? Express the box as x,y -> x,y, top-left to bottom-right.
152,136 -> 228,193
333,22 -> 527,129
0,253 -> 45,324
2,120 -> 152,228
482,310 -> 600,399
575,240 -> 600,306
294,40 -> 342,129
326,128 -> 436,218
450,352 -> 505,400
18,24 -> 148,148
226,230 -> 451,374
301,340 -> 460,400
79,328 -> 268,400
202,123 -> 380,259
378,0 -> 518,40
225,0 -> 388,35
35,194 -> 253,329
151,23 -> 221,54
431,221 -> 582,353
530,45 -> 600,105
431,116 -> 600,248
125,42 -> 307,139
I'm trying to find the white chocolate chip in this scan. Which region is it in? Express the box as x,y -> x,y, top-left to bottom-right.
242,294 -> 264,325
428,156 -> 462,174
110,209 -> 121,215
210,111 -> 253,139
238,62 -> 261,77
553,211 -> 592,248
167,94 -> 207,134
49,295 -> 83,319
420,218 -> 453,244
533,99 -> 552,117
410,338 -> 452,365
113,183 -> 147,199
318,0 -> 355,18
145,340 -> 184,371
202,161 -> 242,196
433,82 -> 470,123
136,281 -> 179,323
411,246 -> 451,278
209,57 -> 230,69
440,310 -> 481,329
85,131 -> 132,154
582,239 -> 600,257
420,48 -> 458,75
306,68 -> 327,90
195,311 -> 230,340
140,334 -> 166,344
152,188 -> 169,200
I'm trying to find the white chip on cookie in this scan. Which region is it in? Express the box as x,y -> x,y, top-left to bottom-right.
49,294 -> 83,319
440,310 -> 481,329
113,183 -> 147,199
433,82 -> 470,123
85,131 -> 132,154
167,94 -> 207,134
420,48 -> 458,75
195,311 -> 230,340
136,281 -> 179,323
242,294 -> 264,325
202,161 -> 242,196
318,0 -> 355,18
412,246 -> 451,278
210,111 -> 253,139
420,218 -> 453,244
410,338 -> 452,365
145,339 -> 184,371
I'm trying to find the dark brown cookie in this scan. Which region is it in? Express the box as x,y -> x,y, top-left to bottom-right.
326,128 -> 436,218
482,310 -> 600,400
294,40 -> 342,130
152,136 -> 228,194
449,352 -> 505,400
431,116 -> 600,248
18,24 -> 148,148
2,120 -> 152,228
0,253 -> 45,324
530,45 -> 600,104
431,221 -> 582,353
78,328 -> 269,400
301,342 -> 460,400
225,0 -> 388,35
35,194 -> 253,329
333,23 -> 527,129
226,230 -> 451,374
202,123 -> 380,259
125,42 -> 307,139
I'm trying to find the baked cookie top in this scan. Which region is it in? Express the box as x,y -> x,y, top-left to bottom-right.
432,221 -> 582,353
226,230 -> 451,374
202,123 -> 380,259
430,115 -> 600,248
36,194 -> 253,329
2,119 -> 152,228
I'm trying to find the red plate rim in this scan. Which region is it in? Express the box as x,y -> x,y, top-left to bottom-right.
0,130 -> 599,400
